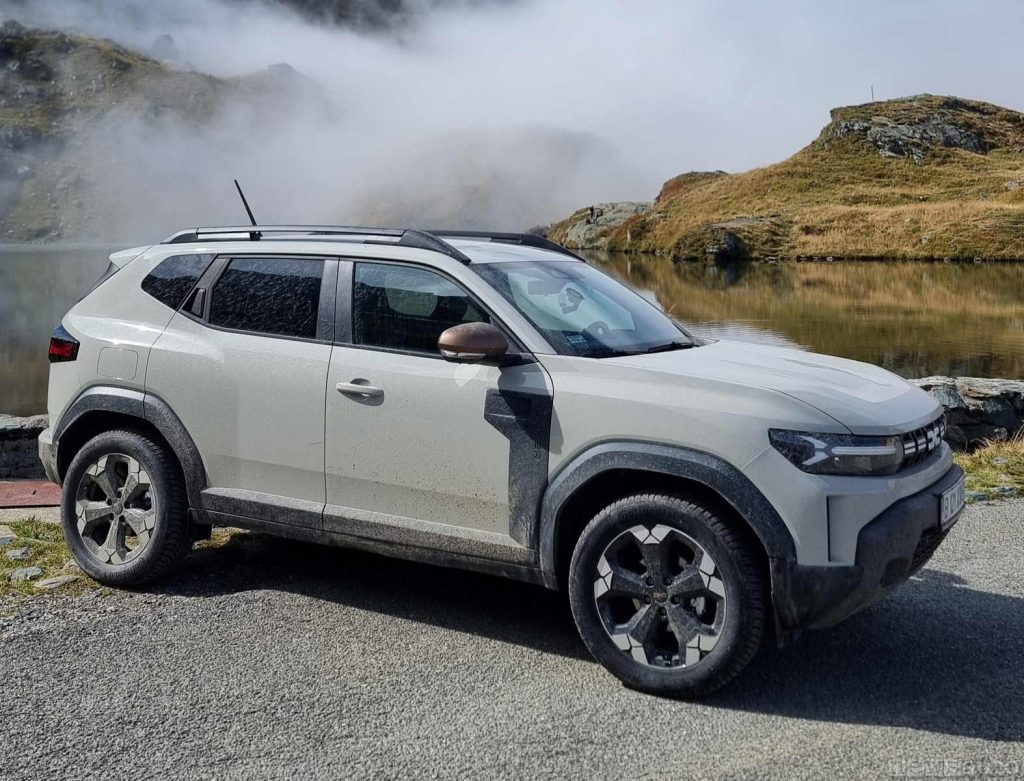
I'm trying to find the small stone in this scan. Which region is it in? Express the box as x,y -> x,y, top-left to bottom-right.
0,525 -> 14,547
9,566 -> 44,582
992,456 -> 1008,466
6,547 -> 30,561
966,491 -> 988,502
994,486 -> 1017,496
35,575 -> 80,591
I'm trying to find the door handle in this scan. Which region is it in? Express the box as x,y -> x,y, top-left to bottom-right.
336,381 -> 384,398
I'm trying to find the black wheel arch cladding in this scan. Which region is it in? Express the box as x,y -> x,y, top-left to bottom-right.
538,441 -> 797,589
53,385 -> 208,512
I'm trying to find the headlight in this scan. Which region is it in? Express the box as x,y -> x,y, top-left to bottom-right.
768,429 -> 904,476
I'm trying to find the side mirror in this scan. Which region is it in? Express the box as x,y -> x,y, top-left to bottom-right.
438,322 -> 508,363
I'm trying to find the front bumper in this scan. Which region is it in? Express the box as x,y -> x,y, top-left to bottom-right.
38,428 -> 60,485
772,463 -> 964,632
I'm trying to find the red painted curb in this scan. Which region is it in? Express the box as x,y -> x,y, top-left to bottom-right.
0,480 -> 62,508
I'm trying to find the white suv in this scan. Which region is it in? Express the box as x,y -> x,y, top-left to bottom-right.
39,226 -> 965,696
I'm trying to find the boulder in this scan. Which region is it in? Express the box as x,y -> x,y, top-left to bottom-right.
912,377 -> 1024,449
0,414 -> 49,479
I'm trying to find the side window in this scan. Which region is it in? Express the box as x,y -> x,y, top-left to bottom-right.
353,263 -> 489,353
140,254 -> 214,309
209,257 -> 323,339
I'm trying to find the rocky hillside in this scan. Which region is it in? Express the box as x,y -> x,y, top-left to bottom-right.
0,20 -> 317,240
549,95 -> 1024,261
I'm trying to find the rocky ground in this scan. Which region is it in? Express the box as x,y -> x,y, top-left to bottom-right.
1,500 -> 1022,780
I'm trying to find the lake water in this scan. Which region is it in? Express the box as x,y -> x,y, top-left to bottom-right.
2,245 -> 1023,416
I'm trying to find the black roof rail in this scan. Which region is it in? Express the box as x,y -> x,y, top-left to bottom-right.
162,225 -> 472,264
396,229 -> 474,263
427,230 -> 586,261
160,225 -> 583,264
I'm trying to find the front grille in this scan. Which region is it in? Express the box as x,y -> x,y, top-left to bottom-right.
899,414 -> 946,470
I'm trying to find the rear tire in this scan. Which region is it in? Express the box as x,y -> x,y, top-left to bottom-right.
568,493 -> 766,697
61,429 -> 191,586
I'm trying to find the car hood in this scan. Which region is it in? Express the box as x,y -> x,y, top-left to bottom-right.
607,340 -> 941,435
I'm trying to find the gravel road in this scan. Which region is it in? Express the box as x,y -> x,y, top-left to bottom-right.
2,500 -> 1022,780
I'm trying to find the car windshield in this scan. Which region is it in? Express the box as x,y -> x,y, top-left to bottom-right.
474,260 -> 693,358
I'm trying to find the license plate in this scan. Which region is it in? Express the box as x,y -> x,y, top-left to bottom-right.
940,476 -> 966,530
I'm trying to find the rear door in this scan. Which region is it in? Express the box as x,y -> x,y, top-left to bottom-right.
147,254 -> 337,529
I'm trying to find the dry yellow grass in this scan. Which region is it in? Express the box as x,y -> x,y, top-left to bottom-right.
954,435 -> 1024,500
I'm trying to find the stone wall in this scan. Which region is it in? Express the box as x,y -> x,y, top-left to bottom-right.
912,377 -> 1024,449
0,414 -> 47,479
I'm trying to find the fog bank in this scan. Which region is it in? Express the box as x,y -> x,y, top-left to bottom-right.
5,0 -> 1024,239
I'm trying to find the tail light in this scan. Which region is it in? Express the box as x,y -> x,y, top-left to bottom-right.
48,324 -> 79,363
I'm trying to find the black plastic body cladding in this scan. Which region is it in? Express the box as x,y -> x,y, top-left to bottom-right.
538,441 -> 797,589
53,386 -> 209,513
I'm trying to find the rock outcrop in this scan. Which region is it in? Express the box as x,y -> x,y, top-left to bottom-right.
554,202 -> 652,251
825,98 -> 992,162
912,377 -> 1024,448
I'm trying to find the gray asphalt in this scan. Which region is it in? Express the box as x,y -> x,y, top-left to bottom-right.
2,500 -> 1023,780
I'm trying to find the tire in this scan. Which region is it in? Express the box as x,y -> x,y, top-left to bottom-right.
568,493 -> 766,697
61,429 -> 191,587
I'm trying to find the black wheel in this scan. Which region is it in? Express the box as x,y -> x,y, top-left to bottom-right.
568,494 -> 766,697
61,429 -> 191,587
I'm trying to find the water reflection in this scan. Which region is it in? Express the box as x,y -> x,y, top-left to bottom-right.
586,251 -> 1024,381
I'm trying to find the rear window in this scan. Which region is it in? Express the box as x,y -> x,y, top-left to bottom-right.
141,254 -> 214,310
208,257 -> 324,339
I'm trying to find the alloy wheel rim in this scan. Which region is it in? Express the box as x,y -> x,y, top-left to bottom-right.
74,453 -> 157,565
593,524 -> 727,669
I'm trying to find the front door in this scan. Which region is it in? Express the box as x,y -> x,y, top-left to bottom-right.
324,260 -> 551,549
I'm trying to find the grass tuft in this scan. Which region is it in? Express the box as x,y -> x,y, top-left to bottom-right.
954,435 -> 1024,501
1,517 -> 94,598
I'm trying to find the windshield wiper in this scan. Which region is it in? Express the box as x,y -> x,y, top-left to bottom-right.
641,340 -> 694,354
589,341 -> 694,359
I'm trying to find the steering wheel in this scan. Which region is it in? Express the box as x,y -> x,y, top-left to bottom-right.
584,320 -> 610,341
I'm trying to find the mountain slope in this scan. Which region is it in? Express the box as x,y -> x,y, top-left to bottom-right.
0,20 -> 317,240
550,95 -> 1024,261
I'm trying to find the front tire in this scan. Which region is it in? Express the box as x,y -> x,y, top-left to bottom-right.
568,494 -> 766,697
61,429 -> 191,586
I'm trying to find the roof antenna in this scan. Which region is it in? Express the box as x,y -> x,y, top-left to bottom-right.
234,179 -> 260,240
